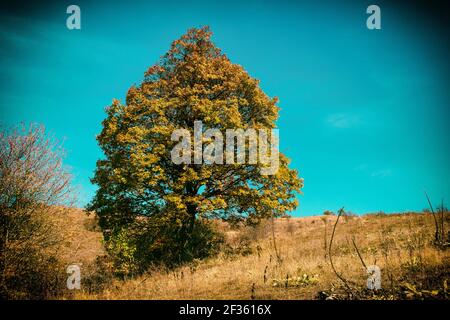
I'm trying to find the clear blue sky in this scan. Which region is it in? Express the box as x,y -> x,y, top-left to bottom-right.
1,0 -> 449,215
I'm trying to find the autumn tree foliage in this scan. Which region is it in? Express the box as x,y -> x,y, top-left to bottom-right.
88,27 -> 303,270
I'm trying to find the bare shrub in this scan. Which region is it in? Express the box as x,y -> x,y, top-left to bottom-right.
0,124 -> 74,299
425,192 -> 449,248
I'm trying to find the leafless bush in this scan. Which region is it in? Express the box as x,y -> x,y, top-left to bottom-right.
0,123 -> 74,299
425,192 -> 449,248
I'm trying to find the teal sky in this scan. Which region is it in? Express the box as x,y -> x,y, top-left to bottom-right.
1,0 -> 449,215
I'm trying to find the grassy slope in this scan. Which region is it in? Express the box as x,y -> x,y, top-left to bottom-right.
51,208 -> 104,268
60,209 -> 449,299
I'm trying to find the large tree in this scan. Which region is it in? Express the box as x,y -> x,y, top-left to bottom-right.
89,27 -> 302,265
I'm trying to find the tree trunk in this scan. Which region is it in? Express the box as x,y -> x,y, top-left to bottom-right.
187,203 -> 197,234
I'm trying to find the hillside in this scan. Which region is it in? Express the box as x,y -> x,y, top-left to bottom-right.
56,210 -> 449,299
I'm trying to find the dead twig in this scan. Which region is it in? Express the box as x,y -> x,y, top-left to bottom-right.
441,198 -> 445,244
351,236 -> 367,270
425,191 -> 440,243
328,207 -> 353,293
271,216 -> 282,264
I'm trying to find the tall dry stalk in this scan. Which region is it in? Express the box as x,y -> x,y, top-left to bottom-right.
328,207 -> 352,293
271,217 -> 282,264
425,192 -> 440,244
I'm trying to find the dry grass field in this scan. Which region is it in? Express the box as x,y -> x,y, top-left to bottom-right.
54,209 -> 449,300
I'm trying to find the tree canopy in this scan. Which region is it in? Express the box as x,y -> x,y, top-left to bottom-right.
88,26 -> 303,267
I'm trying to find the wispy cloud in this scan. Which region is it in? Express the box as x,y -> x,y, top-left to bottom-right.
371,169 -> 392,178
354,164 -> 392,178
354,163 -> 368,172
326,113 -> 360,128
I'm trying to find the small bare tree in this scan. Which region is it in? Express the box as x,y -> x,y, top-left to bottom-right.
0,123 -> 74,299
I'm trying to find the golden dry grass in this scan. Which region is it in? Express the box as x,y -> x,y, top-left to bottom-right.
55,210 -> 449,300
51,207 -> 104,266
